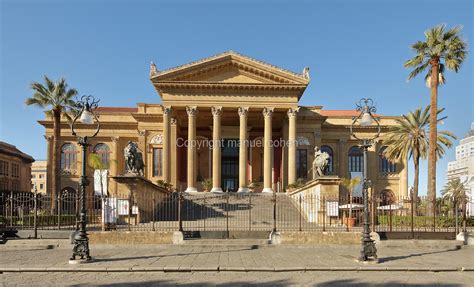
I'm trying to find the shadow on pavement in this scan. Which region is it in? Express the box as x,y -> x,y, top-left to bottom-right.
378,248 -> 461,263
91,247 -> 257,263
71,279 -> 290,287
317,280 -> 463,286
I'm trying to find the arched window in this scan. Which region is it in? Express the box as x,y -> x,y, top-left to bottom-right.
320,145 -> 334,174
93,143 -> 111,167
60,143 -> 77,172
348,146 -> 363,172
379,146 -> 397,173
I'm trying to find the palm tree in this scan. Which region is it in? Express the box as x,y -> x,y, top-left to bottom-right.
441,178 -> 468,232
405,24 -> 467,215
340,177 -> 361,222
383,106 -> 456,214
26,76 -> 78,209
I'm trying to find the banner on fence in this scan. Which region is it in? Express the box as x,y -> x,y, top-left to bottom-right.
102,197 -> 117,224
94,169 -> 109,196
350,172 -> 363,197
326,201 -> 339,217
117,199 -> 139,216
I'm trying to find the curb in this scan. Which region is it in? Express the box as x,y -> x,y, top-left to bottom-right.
0,266 -> 471,273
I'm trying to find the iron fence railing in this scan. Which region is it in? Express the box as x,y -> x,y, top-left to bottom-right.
0,190 -> 472,237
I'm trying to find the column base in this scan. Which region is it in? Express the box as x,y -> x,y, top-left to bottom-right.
262,187 -> 274,193
237,187 -> 249,193
211,187 -> 223,193
185,187 -> 198,193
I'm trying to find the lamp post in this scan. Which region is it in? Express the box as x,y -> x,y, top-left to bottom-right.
350,98 -> 380,262
69,95 -> 100,263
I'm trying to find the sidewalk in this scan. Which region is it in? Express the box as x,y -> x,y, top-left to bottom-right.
0,240 -> 473,272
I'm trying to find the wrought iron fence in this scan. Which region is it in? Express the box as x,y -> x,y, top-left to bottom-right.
0,190 -> 472,237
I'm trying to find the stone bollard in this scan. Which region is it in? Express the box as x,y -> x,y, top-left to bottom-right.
270,231 -> 281,245
172,231 -> 184,244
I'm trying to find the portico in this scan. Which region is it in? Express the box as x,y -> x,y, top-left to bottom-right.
150,51 -> 309,192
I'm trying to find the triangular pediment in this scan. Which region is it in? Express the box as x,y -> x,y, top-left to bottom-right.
150,51 -> 310,85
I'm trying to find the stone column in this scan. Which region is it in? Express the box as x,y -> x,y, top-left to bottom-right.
287,107 -> 299,185
44,135 -> 53,196
338,139 -> 347,178
162,106 -> 172,183
170,118 -> 178,189
238,107 -> 249,193
211,106 -> 223,193
262,107 -> 274,193
401,156 -> 409,198
111,136 -> 120,195
185,106 -> 198,192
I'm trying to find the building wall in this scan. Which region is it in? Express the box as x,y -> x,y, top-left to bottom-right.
0,142 -> 34,192
39,104 -> 408,200
447,127 -> 474,216
31,160 -> 47,194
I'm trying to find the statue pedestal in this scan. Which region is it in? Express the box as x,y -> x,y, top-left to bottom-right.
288,176 -> 341,224
111,175 -> 170,225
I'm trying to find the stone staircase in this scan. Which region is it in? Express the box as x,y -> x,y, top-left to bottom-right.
160,193 -> 304,233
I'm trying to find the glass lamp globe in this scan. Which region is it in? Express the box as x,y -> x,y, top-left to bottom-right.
359,112 -> 373,127
79,110 -> 94,124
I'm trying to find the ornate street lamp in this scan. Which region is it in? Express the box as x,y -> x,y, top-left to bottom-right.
350,98 -> 380,262
69,95 -> 100,263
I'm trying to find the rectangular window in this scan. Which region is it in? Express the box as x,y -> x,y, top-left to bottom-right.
0,180 -> 8,191
40,183 -> 44,189
12,181 -> 19,191
152,148 -> 163,177
11,163 -> 19,178
0,161 -> 8,176
296,149 -> 308,179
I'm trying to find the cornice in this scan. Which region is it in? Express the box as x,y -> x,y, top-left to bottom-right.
150,51 -> 309,84
153,81 -> 307,91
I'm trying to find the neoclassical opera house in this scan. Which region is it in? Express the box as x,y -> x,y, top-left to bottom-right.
40,51 -> 408,200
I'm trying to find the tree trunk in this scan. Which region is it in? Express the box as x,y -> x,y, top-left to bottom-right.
427,58 -> 439,217
413,155 -> 420,216
52,109 -> 61,211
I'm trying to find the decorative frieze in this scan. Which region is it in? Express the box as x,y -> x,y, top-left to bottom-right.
262,107 -> 274,118
297,136 -> 310,146
149,134 -> 163,145
186,106 -> 198,116
238,107 -> 249,117
287,107 -> 300,118
161,105 -> 172,115
211,106 -> 223,116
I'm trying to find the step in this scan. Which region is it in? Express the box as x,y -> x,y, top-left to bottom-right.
184,230 -> 271,239
0,238 -> 71,250
182,238 -> 271,247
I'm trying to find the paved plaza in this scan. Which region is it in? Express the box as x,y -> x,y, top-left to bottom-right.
0,242 -> 473,286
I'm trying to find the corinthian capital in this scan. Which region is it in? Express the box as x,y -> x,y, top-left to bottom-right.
161,105 -> 172,115
211,106 -> 223,116
262,107 -> 274,118
287,107 -> 300,118
238,107 -> 249,117
186,106 -> 198,116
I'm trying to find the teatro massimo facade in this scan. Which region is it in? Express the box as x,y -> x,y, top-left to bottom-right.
40,51 -> 408,201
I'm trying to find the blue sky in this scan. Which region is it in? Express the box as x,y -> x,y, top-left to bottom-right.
1,0 -> 472,195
